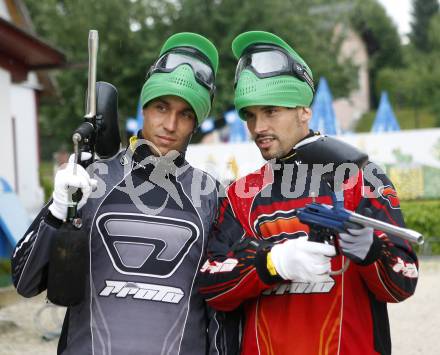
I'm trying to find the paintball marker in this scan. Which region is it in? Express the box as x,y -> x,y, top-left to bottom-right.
67,31 -> 121,220
296,191 -> 423,275
296,193 -> 423,245
292,136 -> 423,275
72,33 -> 121,165
47,30 -> 120,306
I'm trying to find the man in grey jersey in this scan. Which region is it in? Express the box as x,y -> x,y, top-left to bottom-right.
11,32 -> 238,355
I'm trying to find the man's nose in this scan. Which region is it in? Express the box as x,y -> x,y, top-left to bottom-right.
253,114 -> 269,134
163,111 -> 178,132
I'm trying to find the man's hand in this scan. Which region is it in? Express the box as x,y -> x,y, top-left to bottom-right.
270,236 -> 336,282
48,156 -> 97,221
339,227 -> 374,264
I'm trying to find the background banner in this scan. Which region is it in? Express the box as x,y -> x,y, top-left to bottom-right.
187,128 -> 440,200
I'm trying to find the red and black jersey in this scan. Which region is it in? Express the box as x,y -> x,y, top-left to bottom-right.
199,144 -> 418,355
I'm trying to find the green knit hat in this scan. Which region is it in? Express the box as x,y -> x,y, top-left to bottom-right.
232,31 -> 314,119
140,32 -> 218,124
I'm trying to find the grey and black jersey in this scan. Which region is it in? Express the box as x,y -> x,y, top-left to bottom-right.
11,145 -> 240,355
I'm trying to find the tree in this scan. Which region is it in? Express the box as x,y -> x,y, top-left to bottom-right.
410,0 -> 439,52
376,13 -> 440,125
172,0 -> 359,113
27,0 -> 360,156
349,0 -> 403,106
24,0 -> 177,158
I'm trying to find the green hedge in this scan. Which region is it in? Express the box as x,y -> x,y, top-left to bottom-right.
0,259 -> 12,287
40,161 -> 54,202
401,199 -> 440,254
355,108 -> 437,132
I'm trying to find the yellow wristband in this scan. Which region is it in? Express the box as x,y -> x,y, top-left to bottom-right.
129,135 -> 138,151
266,251 -> 278,276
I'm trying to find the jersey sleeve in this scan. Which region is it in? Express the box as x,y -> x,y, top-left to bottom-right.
11,201 -> 63,297
199,195 -> 281,312
346,163 -> 419,303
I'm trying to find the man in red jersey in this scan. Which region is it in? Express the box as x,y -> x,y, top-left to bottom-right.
199,31 -> 418,355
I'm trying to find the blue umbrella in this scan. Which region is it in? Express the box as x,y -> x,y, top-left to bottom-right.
200,117 -> 215,133
126,118 -> 139,135
0,177 -> 30,257
310,77 -> 339,135
135,98 -> 143,131
126,99 -> 143,136
225,109 -> 248,142
371,91 -> 400,133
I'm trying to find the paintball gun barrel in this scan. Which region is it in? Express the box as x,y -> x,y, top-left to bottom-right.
72,30 -> 99,162
296,202 -> 423,245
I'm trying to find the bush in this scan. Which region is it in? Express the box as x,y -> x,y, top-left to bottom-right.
40,161 -> 54,202
355,108 -> 437,132
401,199 -> 440,254
0,258 -> 12,287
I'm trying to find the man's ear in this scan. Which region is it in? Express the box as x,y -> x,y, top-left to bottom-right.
299,107 -> 312,123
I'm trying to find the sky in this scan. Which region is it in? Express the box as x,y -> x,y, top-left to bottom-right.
378,0 -> 412,42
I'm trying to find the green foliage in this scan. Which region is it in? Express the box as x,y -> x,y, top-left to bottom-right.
136,0 -> 360,113
350,0 -> 403,68
410,0 -> 440,52
375,13 -> 440,125
0,259 -> 11,274
401,200 -> 440,254
0,259 -> 12,287
355,108 -> 437,132
349,0 -> 403,105
40,161 -> 54,202
25,0 -> 176,159
355,111 -> 375,132
25,0 -> 423,157
26,0 -> 362,158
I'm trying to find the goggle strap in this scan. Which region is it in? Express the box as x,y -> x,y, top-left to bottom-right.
301,70 -> 315,92
291,59 -> 314,92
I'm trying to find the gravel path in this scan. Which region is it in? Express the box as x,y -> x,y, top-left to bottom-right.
0,258 -> 439,354
388,257 -> 440,355
0,292 -> 60,354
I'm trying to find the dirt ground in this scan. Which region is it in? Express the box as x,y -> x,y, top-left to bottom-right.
0,258 -> 439,355
388,257 -> 440,355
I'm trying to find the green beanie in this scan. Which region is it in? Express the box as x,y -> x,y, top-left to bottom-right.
140,32 -> 218,124
232,31 -> 314,119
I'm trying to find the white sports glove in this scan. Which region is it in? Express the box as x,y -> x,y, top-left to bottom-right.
339,227 -> 374,263
270,236 -> 336,282
48,154 -> 97,221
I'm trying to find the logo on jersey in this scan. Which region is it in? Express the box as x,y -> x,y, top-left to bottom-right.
99,280 -> 184,304
117,138 -> 189,215
392,257 -> 418,278
254,209 -> 309,240
97,213 -> 199,278
262,276 -> 335,295
199,258 -> 238,274
378,185 -> 400,209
